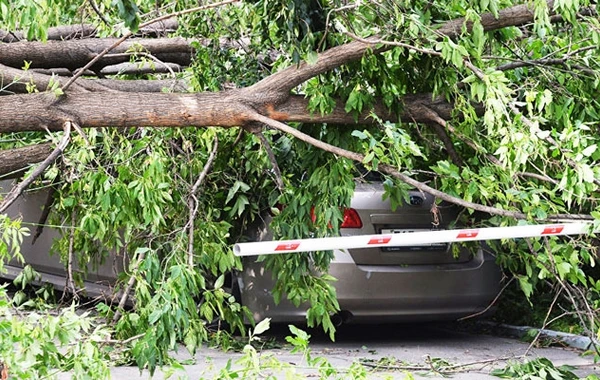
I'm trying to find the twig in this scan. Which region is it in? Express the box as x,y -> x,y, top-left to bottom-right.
88,0 -> 110,26
103,51 -> 179,78
344,32 -> 442,57
359,355 -> 517,373
113,250 -> 146,323
255,131 -> 284,191
495,46 -> 597,74
517,172 -> 559,185
459,276 -> 515,321
62,0 -> 239,91
233,128 -> 244,147
187,136 -> 219,266
63,210 -> 80,301
525,287 -> 562,355
0,122 -> 71,214
318,3 -> 361,51
102,333 -> 145,345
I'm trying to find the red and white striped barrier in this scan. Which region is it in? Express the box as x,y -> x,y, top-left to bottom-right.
233,222 -> 594,256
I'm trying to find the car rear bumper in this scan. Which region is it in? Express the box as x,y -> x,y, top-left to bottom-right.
239,247 -> 502,324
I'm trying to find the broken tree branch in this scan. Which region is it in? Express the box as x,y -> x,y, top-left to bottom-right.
0,24 -> 97,43
0,143 -> 54,179
0,122 -> 71,214
249,112 -> 528,219
0,63 -> 188,94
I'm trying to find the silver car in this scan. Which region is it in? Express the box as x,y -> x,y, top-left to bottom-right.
239,181 -> 502,324
1,180 -> 124,298
1,179 -> 502,323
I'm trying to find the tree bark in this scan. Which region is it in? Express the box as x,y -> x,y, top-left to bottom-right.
0,91 -> 458,133
0,143 -> 54,178
0,24 -> 98,42
0,18 -> 179,42
0,37 -> 193,71
0,63 -> 188,94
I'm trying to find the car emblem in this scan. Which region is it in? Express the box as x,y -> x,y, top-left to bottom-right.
409,195 -> 424,206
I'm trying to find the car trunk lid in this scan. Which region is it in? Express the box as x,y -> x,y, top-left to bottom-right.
343,183 -> 472,265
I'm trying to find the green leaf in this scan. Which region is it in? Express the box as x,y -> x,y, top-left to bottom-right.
306,51 -> 318,65
213,274 -> 225,290
112,0 -> 140,32
518,276 -> 534,299
351,130 -> 368,140
253,318 -> 271,336
582,144 -> 597,157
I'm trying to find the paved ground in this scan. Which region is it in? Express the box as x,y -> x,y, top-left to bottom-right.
62,322 -> 599,379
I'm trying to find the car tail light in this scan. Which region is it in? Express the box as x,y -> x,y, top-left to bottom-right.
340,208 -> 362,229
310,207 -> 363,229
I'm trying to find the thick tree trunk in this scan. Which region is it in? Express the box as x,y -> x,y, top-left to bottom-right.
0,92 -> 455,133
0,143 -> 54,178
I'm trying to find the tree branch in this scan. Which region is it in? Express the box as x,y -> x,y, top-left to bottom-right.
249,112 -> 529,219
88,0 -> 110,26
251,0 -> 574,100
0,24 -> 97,43
247,36 -> 384,97
188,136 -> 219,267
0,143 -> 54,178
437,1 -> 555,38
0,63 -> 188,94
0,38 -> 192,71
0,122 -> 71,214
113,250 -> 145,323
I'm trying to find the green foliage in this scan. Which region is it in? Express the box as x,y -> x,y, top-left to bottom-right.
0,286 -> 112,379
491,358 -> 590,380
112,0 -> 139,32
3,0 -> 600,376
0,214 -> 28,273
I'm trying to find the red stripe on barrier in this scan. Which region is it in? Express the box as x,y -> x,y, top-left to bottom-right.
457,230 -> 479,239
368,236 -> 392,245
542,225 -> 564,235
275,243 -> 300,251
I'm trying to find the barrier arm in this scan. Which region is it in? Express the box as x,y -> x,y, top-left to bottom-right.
233,222 -> 595,256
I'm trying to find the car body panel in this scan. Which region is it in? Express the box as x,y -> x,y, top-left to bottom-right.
239,182 -> 502,323
1,180 -> 123,297
343,183 -> 471,265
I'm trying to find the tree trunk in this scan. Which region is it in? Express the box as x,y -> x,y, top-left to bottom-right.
0,91 -> 457,133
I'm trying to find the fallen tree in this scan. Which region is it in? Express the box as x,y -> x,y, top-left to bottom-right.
1,0 -> 599,376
